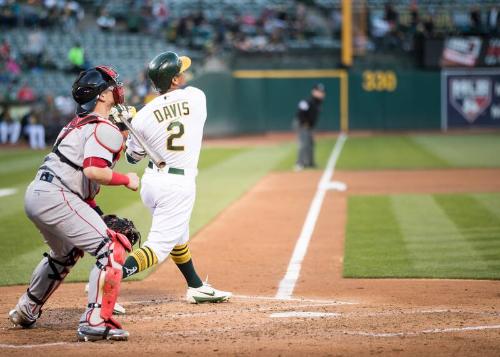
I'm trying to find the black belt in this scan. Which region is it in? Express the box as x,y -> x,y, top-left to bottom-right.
147,161 -> 184,175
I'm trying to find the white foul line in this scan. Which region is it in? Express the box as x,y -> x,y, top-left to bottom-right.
270,311 -> 341,318
276,133 -> 347,300
0,342 -> 74,349
0,188 -> 17,198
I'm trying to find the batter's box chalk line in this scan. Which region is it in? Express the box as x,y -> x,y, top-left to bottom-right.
266,308 -> 499,320
343,324 -> 500,338
233,294 -> 358,305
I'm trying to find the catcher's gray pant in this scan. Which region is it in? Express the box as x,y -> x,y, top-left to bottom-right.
297,126 -> 315,167
16,171 -> 111,324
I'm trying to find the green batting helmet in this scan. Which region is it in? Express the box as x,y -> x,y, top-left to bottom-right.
147,51 -> 191,93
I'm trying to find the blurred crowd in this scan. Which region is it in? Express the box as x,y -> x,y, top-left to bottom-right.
365,2 -> 500,53
0,0 -> 84,29
1,0 -> 500,150
0,94 -> 76,149
0,65 -> 156,150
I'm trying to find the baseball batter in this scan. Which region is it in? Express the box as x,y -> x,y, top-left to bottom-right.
8,66 -> 139,341
122,51 -> 231,303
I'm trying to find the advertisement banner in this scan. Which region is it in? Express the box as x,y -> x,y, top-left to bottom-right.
424,37 -> 500,69
442,70 -> 500,130
441,37 -> 483,67
483,38 -> 500,66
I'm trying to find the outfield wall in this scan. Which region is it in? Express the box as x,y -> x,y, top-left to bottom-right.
192,69 -> 441,135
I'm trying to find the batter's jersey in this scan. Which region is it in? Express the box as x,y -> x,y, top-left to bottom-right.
127,86 -> 207,172
42,115 -> 122,199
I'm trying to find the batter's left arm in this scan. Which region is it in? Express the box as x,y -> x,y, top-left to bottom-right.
124,114 -> 146,164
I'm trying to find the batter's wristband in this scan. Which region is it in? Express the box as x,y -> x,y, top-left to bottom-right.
109,172 -> 130,186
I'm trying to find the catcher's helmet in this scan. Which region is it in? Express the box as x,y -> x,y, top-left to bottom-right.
72,66 -> 124,116
147,51 -> 191,93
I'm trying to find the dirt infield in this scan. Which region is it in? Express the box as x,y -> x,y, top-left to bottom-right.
1,168 -> 500,356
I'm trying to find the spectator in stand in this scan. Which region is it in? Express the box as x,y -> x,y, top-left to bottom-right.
233,32 -> 252,51
6,55 -> 20,79
23,108 -> 46,150
41,94 -> 65,143
61,1 -> 84,30
0,106 -> 21,145
0,39 -> 10,60
17,82 -> 36,102
487,6 -> 500,35
150,1 -> 169,33
97,9 -> 116,32
54,94 -> 75,118
67,41 -> 85,73
383,2 -> 402,49
24,27 -> 46,69
469,6 -> 483,35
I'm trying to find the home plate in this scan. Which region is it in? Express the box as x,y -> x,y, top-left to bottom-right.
270,311 -> 341,318
322,181 -> 347,192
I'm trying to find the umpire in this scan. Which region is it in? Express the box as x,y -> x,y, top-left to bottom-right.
295,83 -> 326,171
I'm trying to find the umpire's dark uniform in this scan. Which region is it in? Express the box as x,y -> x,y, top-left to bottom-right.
295,83 -> 326,169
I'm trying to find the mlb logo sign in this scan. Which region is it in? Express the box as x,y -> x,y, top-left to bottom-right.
449,78 -> 492,123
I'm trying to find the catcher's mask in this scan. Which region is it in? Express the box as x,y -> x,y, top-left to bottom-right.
72,65 -> 125,116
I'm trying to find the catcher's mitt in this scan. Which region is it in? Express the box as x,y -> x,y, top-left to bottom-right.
103,214 -> 141,246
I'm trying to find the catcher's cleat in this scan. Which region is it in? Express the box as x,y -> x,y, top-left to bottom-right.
77,324 -> 129,342
9,308 -> 37,329
112,302 -> 126,315
85,283 -> 126,315
186,281 -> 232,304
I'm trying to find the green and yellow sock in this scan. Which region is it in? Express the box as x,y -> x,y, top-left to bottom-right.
170,244 -> 203,288
122,246 -> 158,278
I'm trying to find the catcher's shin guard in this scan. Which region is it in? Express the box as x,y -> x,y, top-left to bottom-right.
12,248 -> 83,325
85,229 -> 131,327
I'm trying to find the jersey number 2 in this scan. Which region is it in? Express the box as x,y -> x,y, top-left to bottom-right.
167,121 -> 184,151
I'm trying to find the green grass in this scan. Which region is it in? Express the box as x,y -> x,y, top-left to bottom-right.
1,132 -> 499,285
0,144 -> 291,285
337,133 -> 500,170
344,193 -> 500,279
273,138 -> 337,170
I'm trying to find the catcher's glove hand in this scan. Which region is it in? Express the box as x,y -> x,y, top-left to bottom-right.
109,104 -> 136,130
103,214 -> 141,246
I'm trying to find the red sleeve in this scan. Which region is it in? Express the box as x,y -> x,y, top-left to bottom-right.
85,199 -> 97,208
83,157 -> 111,168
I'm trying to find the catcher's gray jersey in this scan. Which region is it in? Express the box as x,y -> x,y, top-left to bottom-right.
43,116 -> 123,199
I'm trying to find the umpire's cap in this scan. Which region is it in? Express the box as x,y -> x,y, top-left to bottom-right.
72,66 -> 124,116
313,83 -> 326,92
148,51 -> 191,93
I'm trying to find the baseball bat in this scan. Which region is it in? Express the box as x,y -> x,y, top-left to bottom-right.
121,118 -> 166,169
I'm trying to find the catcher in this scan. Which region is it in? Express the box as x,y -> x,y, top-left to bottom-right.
9,66 -> 139,342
